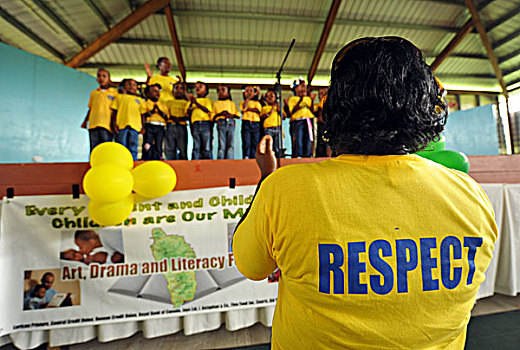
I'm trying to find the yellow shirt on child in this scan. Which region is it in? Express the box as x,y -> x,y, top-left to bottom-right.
234,155 -> 497,350
260,105 -> 281,128
186,97 -> 213,123
87,87 -> 118,131
111,94 -> 146,132
288,96 -> 314,121
149,74 -> 178,104
144,100 -> 169,125
213,100 -> 239,121
168,99 -> 189,126
240,100 -> 262,122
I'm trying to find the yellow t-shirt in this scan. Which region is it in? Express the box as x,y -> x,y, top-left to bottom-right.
87,87 -> 118,131
213,100 -> 239,121
168,99 -> 189,126
185,97 -> 213,123
111,94 -> 146,131
233,154 -> 497,350
260,105 -> 281,128
288,96 -> 314,121
240,100 -> 262,122
144,100 -> 169,125
149,74 -> 178,104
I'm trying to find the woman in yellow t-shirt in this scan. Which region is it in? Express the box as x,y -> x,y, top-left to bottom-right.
240,85 -> 262,159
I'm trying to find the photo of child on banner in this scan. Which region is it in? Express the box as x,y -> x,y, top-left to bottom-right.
23,269 -> 80,311
60,229 -> 125,265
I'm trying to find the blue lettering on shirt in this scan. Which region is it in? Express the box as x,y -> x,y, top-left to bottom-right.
420,238 -> 439,291
108,95 -> 115,101
369,240 -> 393,295
440,236 -> 462,289
135,99 -> 141,105
348,242 -> 367,294
396,239 -> 418,293
318,244 -> 344,294
317,236 -> 485,295
464,237 -> 483,285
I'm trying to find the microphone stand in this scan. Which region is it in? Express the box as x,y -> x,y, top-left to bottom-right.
274,39 -> 296,162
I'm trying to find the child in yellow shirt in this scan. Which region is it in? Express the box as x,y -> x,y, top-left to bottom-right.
240,85 -> 262,159
315,87 -> 330,157
285,78 -> 315,158
260,88 -> 282,157
142,84 -> 169,160
186,81 -> 213,160
81,68 -> 117,152
213,84 -> 239,159
165,82 -> 189,160
145,57 -> 181,104
110,79 -> 146,160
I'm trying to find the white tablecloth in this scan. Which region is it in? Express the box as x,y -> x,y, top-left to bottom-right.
3,183 -> 519,349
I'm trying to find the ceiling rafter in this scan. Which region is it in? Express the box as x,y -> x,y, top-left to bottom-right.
430,19 -> 474,71
170,10 -> 459,33
493,29 -> 520,50
308,0 -> 341,84
0,5 -> 64,61
66,0 -> 170,68
465,0 -> 514,153
484,6 -> 520,32
84,0 -> 110,30
33,0 -> 85,48
164,3 -> 186,81
79,62 -> 497,80
115,37 -> 488,61
465,0 -> 507,94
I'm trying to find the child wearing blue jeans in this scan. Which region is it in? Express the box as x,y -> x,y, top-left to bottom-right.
110,79 -> 146,160
213,85 -> 239,159
186,82 -> 213,159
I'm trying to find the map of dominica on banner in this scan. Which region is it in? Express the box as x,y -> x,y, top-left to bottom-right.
0,186 -> 279,336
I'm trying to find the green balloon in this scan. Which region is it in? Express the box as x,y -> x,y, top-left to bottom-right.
414,135 -> 446,159
423,134 -> 447,152
427,150 -> 470,173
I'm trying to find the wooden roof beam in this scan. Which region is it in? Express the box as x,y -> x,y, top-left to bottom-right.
33,0 -> 85,48
430,19 -> 474,71
66,0 -> 170,68
0,6 -> 64,61
465,0 -> 514,153
308,0 -> 342,85
465,0 -> 508,95
164,4 -> 186,81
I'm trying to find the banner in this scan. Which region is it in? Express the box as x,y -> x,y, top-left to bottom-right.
0,186 -> 279,336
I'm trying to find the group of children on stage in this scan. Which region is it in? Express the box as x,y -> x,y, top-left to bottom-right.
81,57 -> 329,161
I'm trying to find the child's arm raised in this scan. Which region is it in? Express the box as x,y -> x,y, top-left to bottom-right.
144,63 -> 153,85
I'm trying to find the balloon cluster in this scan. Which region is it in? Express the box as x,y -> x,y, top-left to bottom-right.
83,143 -> 177,226
415,135 -> 470,173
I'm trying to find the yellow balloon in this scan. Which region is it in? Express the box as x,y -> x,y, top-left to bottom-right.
90,142 -> 134,170
83,164 -> 134,203
132,161 -> 177,198
88,195 -> 135,226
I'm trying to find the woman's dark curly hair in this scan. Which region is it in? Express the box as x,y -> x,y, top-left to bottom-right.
323,36 -> 447,155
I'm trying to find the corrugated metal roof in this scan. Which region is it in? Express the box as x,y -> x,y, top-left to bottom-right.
2,0 -> 520,92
